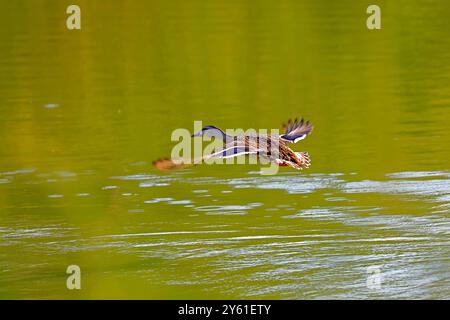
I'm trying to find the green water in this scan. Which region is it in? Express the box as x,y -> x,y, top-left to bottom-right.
1,1 -> 449,299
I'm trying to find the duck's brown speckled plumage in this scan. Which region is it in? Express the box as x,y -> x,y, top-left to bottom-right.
230,134 -> 311,170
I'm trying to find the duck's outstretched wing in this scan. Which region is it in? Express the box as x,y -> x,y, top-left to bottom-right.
205,144 -> 259,159
280,117 -> 313,143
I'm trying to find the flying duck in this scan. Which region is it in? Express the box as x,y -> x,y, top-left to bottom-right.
153,117 -> 313,171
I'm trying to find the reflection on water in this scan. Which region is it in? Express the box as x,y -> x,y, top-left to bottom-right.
1,0 -> 450,299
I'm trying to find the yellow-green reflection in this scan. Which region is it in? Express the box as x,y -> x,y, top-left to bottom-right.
0,1 -> 449,299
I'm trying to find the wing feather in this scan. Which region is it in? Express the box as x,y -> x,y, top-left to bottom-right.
280,117 -> 313,143
205,144 -> 259,159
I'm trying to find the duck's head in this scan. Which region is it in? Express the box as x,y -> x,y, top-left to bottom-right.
191,125 -> 229,141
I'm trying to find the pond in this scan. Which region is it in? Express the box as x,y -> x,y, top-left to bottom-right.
0,1 -> 449,299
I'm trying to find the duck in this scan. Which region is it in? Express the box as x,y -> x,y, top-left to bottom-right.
153,117 -> 313,171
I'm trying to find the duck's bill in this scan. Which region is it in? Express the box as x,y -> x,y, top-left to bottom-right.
191,131 -> 203,137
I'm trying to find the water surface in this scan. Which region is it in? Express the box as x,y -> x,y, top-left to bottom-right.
0,1 -> 449,299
